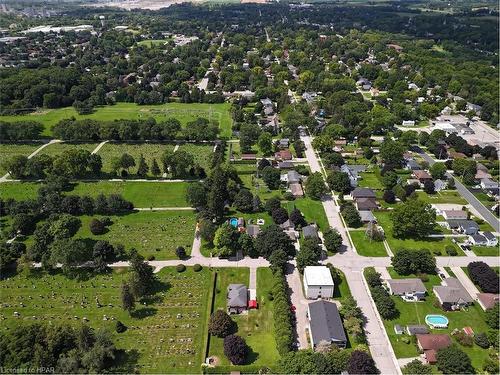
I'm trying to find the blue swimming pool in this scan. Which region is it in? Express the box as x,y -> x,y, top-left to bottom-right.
229,218 -> 238,228
425,314 -> 449,328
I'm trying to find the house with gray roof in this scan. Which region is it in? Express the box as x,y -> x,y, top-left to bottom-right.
433,278 -> 473,311
246,224 -> 261,239
386,279 -> 426,301
341,164 -> 366,188
307,300 -> 347,349
446,219 -> 479,235
227,284 -> 248,314
303,224 -> 318,239
287,170 -> 301,184
351,187 -> 376,200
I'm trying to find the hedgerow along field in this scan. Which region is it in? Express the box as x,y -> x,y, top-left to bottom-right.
0,102 -> 233,138
75,210 -> 197,260
0,267 -> 212,373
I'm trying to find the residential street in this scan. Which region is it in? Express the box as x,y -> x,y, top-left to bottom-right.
416,148 -> 500,232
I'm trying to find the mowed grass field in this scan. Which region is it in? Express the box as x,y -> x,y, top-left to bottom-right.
38,142 -> 99,156
0,181 -> 190,208
96,142 -> 175,176
374,210 -> 464,256
177,143 -> 214,171
0,102 -> 233,138
0,143 -> 43,175
0,267 -> 212,373
74,211 -> 196,260
208,268 -> 280,371
379,268 -> 492,370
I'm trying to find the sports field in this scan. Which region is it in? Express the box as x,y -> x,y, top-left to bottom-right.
0,267 -> 212,373
0,102 -> 233,138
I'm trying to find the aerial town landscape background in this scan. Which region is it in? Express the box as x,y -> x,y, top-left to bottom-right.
0,0 -> 498,373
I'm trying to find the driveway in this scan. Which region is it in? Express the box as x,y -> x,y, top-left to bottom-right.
285,262 -> 309,350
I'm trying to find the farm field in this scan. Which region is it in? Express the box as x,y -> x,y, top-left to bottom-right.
0,143 -> 43,175
349,230 -> 387,257
38,142 -> 99,156
208,267 -> 279,371
96,142 -> 175,176
373,211 -> 464,256
377,267 -> 492,370
74,210 -> 196,260
0,267 -> 212,373
0,102 -> 233,138
0,181 -> 191,208
177,143 -> 214,171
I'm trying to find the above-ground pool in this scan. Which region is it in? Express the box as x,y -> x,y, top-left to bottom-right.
229,218 -> 238,228
425,314 -> 449,328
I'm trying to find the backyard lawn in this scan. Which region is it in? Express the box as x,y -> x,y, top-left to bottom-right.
0,267 -> 212,373
0,143 -> 43,175
208,267 -> 279,371
349,230 -> 387,257
415,190 -> 467,205
0,102 -> 233,138
74,210 -> 196,260
285,198 -> 329,232
377,268 -> 492,370
374,211 -> 464,256
358,171 -> 384,190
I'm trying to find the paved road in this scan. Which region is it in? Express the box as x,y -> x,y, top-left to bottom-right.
91,141 -> 108,154
416,148 -> 500,232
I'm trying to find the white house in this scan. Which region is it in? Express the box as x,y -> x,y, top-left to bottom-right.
303,266 -> 334,299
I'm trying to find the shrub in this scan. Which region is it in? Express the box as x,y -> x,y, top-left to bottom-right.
453,331 -> 473,347
147,255 -> 155,261
445,246 -> 458,256
89,218 -> 105,235
370,285 -> 398,320
383,190 -> 396,204
208,310 -> 235,338
176,264 -> 186,273
223,335 -> 248,365
467,261 -> 499,293
346,350 -> 378,375
485,303 -> 499,329
401,336 -> 411,344
115,321 -> 127,333
193,264 -> 202,272
175,246 -> 187,259
474,332 -> 490,349
417,273 -> 429,282
365,268 -> 382,288
283,192 -> 295,201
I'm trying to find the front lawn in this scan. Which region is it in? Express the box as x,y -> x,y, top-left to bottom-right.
349,230 -> 387,257
74,210 -> 196,260
471,245 -> 499,256
378,268 -> 491,370
0,267 -> 212,373
374,211 -> 464,256
208,268 -> 280,371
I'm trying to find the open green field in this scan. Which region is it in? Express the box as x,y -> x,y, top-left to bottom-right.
0,143 -> 42,175
0,181 -> 191,208
233,161 -> 285,201
0,267 -> 212,373
177,143 -> 214,171
137,39 -> 171,47
377,267 -> 492,370
208,267 -> 280,371
96,142 -> 175,176
374,211 -> 464,256
38,142 -> 99,156
0,102 -> 233,138
74,210 -> 196,260
349,230 -> 387,257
